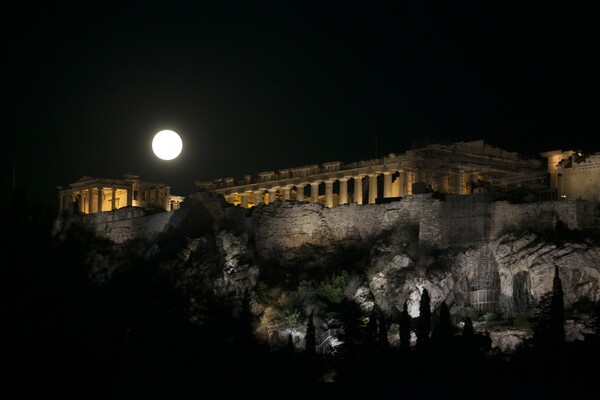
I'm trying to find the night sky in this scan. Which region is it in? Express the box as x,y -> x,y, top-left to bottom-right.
2,2 -> 599,210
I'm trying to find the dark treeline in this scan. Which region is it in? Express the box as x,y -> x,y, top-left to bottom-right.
3,193 -> 599,399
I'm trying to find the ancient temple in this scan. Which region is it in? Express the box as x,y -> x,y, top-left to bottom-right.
57,173 -> 185,214
196,140 -> 550,208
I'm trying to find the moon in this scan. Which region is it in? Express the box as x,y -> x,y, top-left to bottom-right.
152,130 -> 183,160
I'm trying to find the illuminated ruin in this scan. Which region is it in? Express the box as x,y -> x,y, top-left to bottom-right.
541,150 -> 600,203
57,173 -> 185,214
197,140 -> 554,208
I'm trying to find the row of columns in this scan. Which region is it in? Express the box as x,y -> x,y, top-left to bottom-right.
60,186 -> 171,214
72,187 -> 124,213
227,171 -> 408,209
221,170 -> 486,208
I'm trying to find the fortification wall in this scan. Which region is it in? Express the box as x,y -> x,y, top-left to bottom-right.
490,199 -> 597,239
251,194 -> 444,259
78,194 -> 596,247
82,207 -> 179,243
558,153 -> 600,203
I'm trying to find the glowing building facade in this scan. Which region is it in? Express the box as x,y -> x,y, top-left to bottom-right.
541,150 -> 600,203
57,173 -> 184,214
196,140 -> 550,208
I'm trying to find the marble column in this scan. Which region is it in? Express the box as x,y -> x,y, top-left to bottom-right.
127,188 -> 133,207
163,187 -> 170,210
111,188 -> 116,210
339,178 -> 349,204
325,180 -> 335,208
254,190 -> 264,205
87,189 -> 93,214
97,187 -> 103,212
442,174 -> 450,193
392,174 -> 401,197
241,192 -> 250,208
353,175 -> 363,204
267,188 -> 278,204
310,182 -> 319,203
296,184 -> 305,202
368,174 -> 378,204
283,186 -> 291,200
383,172 -> 393,198
407,171 -> 414,195
462,171 -> 469,194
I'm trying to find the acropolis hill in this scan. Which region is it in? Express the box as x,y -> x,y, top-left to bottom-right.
52,139 -> 600,354
56,139 -> 600,245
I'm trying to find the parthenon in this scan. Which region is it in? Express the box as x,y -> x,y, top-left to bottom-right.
196,140 -> 550,208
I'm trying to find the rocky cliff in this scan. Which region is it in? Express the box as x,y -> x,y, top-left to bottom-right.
56,196 -> 600,353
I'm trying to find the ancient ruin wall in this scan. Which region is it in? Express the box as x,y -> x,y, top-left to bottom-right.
79,194 -> 594,249
82,207 -> 178,243
490,199 -> 598,240
251,194 -> 441,260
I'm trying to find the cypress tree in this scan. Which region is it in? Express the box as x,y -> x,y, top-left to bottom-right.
417,288 -> 432,348
400,300 -> 411,350
460,316 -> 477,357
238,288 -> 254,348
366,308 -> 378,348
305,309 -> 316,355
378,311 -> 389,350
462,316 -> 474,338
432,300 -> 452,349
549,265 -> 565,344
286,332 -> 295,354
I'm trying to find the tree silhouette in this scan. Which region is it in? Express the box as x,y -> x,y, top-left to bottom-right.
417,288 -> 432,348
305,309 -> 316,355
237,288 -> 255,351
462,316 -> 474,338
400,300 -> 411,351
377,311 -> 389,350
548,265 -> 565,344
533,265 -> 566,349
432,300 -> 452,349
286,332 -> 295,354
366,308 -> 378,349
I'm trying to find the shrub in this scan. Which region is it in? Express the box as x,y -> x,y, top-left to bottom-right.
463,304 -> 475,320
255,281 -> 270,305
513,312 -> 530,328
483,312 -> 497,322
317,271 -> 349,304
282,309 -> 302,329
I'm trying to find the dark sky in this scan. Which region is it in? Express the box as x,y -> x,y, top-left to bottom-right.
2,1 -> 599,210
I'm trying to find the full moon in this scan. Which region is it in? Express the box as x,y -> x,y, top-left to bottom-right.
152,130 -> 183,160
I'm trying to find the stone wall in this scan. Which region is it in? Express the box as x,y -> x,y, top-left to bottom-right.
490,199 -> 598,239
251,195 -> 437,261
558,153 -> 600,203
82,207 -> 180,243
78,194 -> 596,248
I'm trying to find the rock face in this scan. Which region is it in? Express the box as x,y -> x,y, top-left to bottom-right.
62,196 -> 600,351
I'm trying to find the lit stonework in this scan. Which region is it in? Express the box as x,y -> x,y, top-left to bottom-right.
57,173 -> 185,214
542,151 -> 600,203
196,140 -> 551,209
